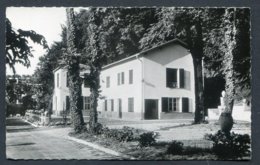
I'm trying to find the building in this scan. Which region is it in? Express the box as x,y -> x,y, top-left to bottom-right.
52,39 -> 195,120
52,64 -> 91,116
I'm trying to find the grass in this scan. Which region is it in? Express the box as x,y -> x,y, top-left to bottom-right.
68,121 -> 251,160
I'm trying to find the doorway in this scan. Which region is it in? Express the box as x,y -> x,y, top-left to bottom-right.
144,99 -> 158,119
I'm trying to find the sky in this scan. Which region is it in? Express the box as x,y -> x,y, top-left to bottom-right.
6,7 -> 67,75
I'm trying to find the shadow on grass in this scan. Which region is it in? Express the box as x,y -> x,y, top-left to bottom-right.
7,142 -> 35,147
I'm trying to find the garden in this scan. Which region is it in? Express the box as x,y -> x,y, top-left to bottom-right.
69,121 -> 251,160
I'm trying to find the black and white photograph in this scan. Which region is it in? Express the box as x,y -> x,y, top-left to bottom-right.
5,7 -> 251,160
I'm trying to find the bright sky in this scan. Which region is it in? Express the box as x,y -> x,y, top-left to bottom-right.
6,7 -> 67,75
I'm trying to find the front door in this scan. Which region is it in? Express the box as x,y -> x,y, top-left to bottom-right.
118,99 -> 122,118
144,99 -> 158,120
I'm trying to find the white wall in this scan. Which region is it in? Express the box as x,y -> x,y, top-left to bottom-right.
98,58 -> 143,119
143,44 -> 195,114
52,68 -> 91,115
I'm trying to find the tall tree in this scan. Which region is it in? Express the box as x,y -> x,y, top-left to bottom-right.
64,8 -> 85,132
84,8 -> 107,132
140,8 -> 206,123
6,18 -> 48,74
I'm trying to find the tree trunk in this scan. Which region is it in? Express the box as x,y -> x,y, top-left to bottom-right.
68,56 -> 85,132
192,53 -> 205,123
89,65 -> 101,132
223,8 -> 237,114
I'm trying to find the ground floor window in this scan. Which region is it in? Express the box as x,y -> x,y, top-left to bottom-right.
110,99 -> 114,111
104,100 -> 107,111
83,97 -> 91,110
128,98 -> 134,112
162,97 -> 180,112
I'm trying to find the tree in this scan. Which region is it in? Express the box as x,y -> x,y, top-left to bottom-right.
63,8 -> 85,132
5,18 -> 48,74
219,8 -> 250,113
84,8 -> 107,132
140,8 -> 206,123
139,7 -> 250,122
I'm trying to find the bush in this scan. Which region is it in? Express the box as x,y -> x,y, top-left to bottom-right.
92,123 -> 103,134
166,141 -> 184,155
102,126 -> 135,142
205,130 -> 251,159
138,132 -> 158,147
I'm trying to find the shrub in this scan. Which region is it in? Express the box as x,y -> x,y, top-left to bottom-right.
166,141 -> 184,155
205,130 -> 251,159
102,126 -> 135,142
138,132 -> 158,147
92,123 -> 103,134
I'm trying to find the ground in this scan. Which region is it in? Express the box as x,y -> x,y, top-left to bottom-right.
6,116 -> 251,160
6,117 -> 120,159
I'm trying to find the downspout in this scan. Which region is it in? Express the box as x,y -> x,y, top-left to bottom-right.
136,54 -> 144,120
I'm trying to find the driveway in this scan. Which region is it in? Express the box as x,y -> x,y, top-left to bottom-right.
6,117 -> 121,160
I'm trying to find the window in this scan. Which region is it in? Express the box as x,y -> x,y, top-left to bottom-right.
129,70 -> 133,84
117,73 -> 121,85
106,76 -> 110,88
83,73 -> 90,88
162,97 -> 180,112
104,100 -> 107,111
57,73 -> 59,87
66,96 -> 70,111
166,68 -> 185,88
166,68 -> 177,88
121,72 -> 124,84
128,98 -> 134,112
83,97 -> 91,110
111,99 -> 114,111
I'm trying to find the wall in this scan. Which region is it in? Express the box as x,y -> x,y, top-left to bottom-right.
143,44 -> 195,117
98,58 -> 143,120
52,68 -> 91,116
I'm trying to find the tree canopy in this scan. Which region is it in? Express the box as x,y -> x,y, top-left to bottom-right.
6,18 -> 48,74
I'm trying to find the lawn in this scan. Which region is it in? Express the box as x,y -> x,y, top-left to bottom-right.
69,121 -> 251,160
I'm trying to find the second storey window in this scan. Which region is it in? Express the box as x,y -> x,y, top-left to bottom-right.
106,76 -> 110,88
117,72 -> 125,85
57,73 -> 59,87
121,72 -> 124,84
129,69 -> 133,84
166,68 -> 185,88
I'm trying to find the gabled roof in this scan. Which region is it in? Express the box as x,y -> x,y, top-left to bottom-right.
53,38 -> 188,72
102,38 -> 189,70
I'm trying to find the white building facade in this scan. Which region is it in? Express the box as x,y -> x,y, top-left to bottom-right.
52,39 -> 195,120
52,65 -> 91,116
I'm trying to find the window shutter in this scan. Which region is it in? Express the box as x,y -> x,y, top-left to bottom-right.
66,96 -> 70,111
179,69 -> 185,88
182,97 -> 189,112
162,97 -> 169,112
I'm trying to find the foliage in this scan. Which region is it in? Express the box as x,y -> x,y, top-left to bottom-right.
64,8 -> 85,133
5,18 -> 48,74
138,131 -> 158,147
6,75 -> 36,110
166,140 -> 184,155
205,130 -> 251,159
102,126 -> 135,142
